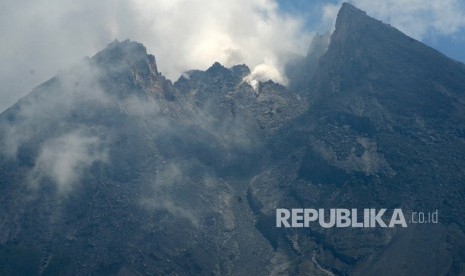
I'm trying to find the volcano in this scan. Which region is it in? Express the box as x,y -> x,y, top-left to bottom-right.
1,3 -> 465,275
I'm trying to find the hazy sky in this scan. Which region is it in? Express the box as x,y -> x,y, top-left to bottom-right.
1,0 -> 465,112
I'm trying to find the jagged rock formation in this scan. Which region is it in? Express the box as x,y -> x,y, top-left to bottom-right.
1,2 -> 465,275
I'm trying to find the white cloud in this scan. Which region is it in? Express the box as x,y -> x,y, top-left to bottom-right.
0,0 -> 313,112
130,0 -> 312,79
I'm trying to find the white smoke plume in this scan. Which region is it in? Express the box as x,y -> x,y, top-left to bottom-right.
243,59 -> 287,91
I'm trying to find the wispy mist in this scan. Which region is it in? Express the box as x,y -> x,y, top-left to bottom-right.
29,129 -> 108,194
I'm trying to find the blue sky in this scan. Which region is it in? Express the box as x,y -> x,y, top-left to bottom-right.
424,33 -> 465,62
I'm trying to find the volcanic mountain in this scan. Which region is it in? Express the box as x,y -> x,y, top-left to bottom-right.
1,2 -> 465,275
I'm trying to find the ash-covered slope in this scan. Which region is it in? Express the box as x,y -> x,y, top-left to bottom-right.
250,2 -> 465,275
0,39 -> 305,275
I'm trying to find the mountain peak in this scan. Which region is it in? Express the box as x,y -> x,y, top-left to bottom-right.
204,62 -> 250,80
86,39 -> 174,99
334,2 -> 375,39
327,1 -> 422,62
92,39 -> 159,76
311,0 -> 465,128
205,62 -> 229,76
338,2 -> 367,18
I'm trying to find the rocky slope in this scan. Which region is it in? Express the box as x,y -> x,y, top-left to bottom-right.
0,37 -> 306,275
1,2 -> 465,276
250,3 -> 465,275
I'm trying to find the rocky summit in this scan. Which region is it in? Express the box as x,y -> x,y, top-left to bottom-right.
1,2 -> 465,275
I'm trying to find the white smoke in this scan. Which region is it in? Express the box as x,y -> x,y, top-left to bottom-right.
243,59 -> 287,91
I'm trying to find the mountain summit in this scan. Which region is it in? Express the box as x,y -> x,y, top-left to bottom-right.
90,39 -> 178,100
92,39 -> 159,75
1,3 -> 465,275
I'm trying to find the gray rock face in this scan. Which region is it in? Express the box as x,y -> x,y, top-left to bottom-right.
0,37 -> 305,275
249,2 -> 465,275
1,3 -> 465,275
